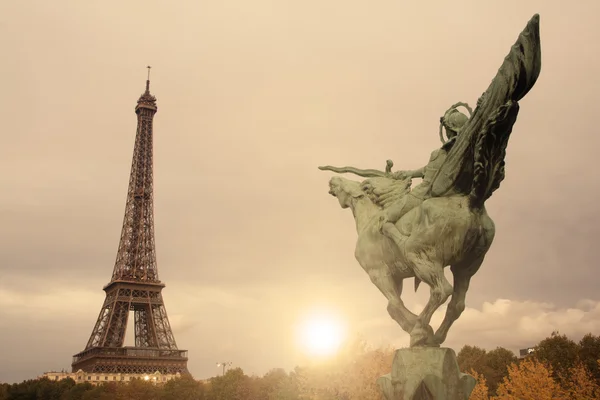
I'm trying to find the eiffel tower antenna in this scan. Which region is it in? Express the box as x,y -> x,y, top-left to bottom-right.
72,69 -> 188,375
146,66 -> 151,92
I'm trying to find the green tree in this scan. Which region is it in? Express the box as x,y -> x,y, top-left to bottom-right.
115,379 -> 160,400
60,382 -> 94,400
55,378 -> 76,398
161,375 -> 205,400
0,384 -> 8,400
253,368 -> 288,400
483,347 -> 517,394
33,378 -> 61,400
268,372 -> 301,400
457,345 -> 487,375
5,378 -> 40,400
534,331 -> 581,383
579,333 -> 600,384
80,382 -> 118,400
206,368 -> 252,400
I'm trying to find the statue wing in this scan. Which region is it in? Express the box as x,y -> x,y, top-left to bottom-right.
430,14 -> 542,198
361,177 -> 412,210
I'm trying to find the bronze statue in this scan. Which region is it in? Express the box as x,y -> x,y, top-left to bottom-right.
319,14 -> 542,351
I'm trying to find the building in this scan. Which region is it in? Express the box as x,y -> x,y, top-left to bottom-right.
519,347 -> 535,359
41,369 -> 182,386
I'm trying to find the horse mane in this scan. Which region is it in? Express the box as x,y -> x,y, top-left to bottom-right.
361,176 -> 412,210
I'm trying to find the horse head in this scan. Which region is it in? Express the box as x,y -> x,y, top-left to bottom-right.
328,176 -> 365,209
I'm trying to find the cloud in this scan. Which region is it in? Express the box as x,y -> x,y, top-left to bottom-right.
167,314 -> 196,335
0,287 -> 101,322
361,298 -> 600,354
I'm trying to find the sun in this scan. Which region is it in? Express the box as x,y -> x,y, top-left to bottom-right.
296,310 -> 347,358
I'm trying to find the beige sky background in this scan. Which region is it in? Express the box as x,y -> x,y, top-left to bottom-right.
1,0 -> 600,383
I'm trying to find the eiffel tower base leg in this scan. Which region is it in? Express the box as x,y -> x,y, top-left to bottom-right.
377,348 -> 476,400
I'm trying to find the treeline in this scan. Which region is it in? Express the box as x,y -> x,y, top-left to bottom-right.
1,331 -> 599,400
467,331 -> 600,399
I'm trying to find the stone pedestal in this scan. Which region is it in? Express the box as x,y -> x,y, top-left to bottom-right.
377,347 -> 476,400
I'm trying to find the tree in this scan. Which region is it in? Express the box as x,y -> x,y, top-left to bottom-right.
579,333 -> 600,384
33,377 -> 62,400
60,382 -> 94,400
4,378 -> 41,400
468,370 -> 489,400
534,331 -> 580,383
56,378 -> 77,398
494,358 -> 564,400
253,368 -> 288,400
558,362 -> 600,400
294,363 -> 338,400
337,346 -> 394,399
483,347 -> 517,394
457,345 -> 487,375
81,382 -> 118,400
274,367 -> 304,400
456,345 -> 515,395
286,337 -> 394,400
206,368 -> 253,400
268,374 -> 301,400
161,376 -> 205,400
0,384 -> 8,400
115,379 -> 160,400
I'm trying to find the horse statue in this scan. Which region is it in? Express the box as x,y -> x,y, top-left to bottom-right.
319,14 -> 542,348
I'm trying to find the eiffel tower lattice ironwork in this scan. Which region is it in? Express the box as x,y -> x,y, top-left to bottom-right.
72,70 -> 188,375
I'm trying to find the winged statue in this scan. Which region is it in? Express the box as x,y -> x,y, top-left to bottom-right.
319,14 -> 542,350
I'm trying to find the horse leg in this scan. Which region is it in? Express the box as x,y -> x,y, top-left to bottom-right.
389,276 -> 419,332
433,255 -> 484,346
367,268 -> 418,334
406,252 -> 453,347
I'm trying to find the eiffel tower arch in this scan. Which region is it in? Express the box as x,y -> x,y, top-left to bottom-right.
72,70 -> 188,375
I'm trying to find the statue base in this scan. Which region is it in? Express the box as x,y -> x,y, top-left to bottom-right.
377,347 -> 476,400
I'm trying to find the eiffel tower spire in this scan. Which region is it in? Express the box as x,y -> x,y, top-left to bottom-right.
72,70 -> 188,375
111,66 -> 159,283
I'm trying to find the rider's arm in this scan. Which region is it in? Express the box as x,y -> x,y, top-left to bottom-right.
407,167 -> 426,179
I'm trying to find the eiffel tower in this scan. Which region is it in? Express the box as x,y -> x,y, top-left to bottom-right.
72,68 -> 188,375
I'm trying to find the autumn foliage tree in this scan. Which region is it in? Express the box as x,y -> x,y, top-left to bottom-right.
558,362 -> 600,400
268,336 -> 393,400
468,370 -> 489,400
329,338 -> 395,399
494,358 -> 564,400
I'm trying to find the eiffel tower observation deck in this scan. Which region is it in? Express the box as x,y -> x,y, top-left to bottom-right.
72,68 -> 188,375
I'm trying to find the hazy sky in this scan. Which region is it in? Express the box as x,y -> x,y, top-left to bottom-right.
1,0 -> 600,384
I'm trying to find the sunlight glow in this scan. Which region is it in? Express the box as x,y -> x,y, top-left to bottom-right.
296,310 -> 347,358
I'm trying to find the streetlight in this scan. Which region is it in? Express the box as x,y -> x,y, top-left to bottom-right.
216,362 -> 232,376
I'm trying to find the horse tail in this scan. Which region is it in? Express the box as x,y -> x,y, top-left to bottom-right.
468,100 -> 520,210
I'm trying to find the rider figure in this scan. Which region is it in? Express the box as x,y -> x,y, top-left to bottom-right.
380,103 -> 471,243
